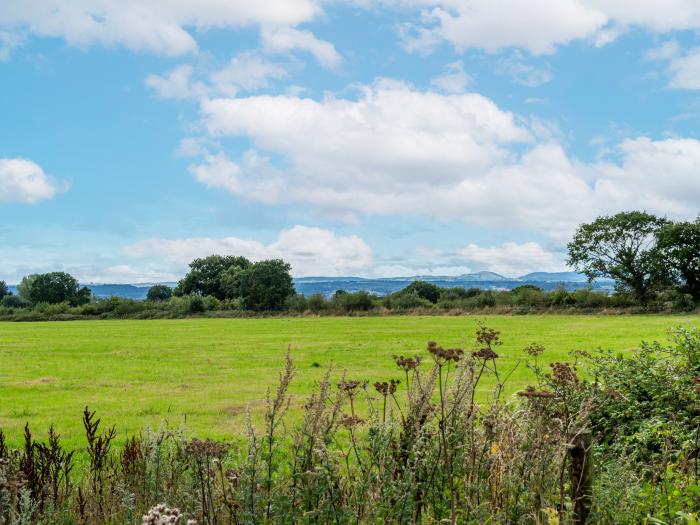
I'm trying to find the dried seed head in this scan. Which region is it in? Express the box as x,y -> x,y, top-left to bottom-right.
472,347 -> 499,360
142,504 -> 193,525
550,362 -> 579,385
523,343 -> 545,357
475,325 -> 502,348
185,438 -> 229,459
374,379 -> 400,395
393,354 -> 421,371
339,414 -> 365,428
517,386 -> 555,399
428,342 -> 464,362
337,380 -> 363,392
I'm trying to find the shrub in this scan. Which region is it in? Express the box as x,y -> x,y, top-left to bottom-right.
546,287 -> 575,306
146,284 -> 172,302
570,288 -> 609,308
333,290 -> 376,311
285,293 -> 308,312
306,293 -> 328,312
511,285 -> 545,306
398,280 -> 442,303
386,290 -> 434,310
185,295 -> 206,314
0,295 -> 26,308
584,327 -> 700,464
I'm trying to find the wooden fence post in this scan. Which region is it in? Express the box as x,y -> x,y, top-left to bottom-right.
569,431 -> 592,525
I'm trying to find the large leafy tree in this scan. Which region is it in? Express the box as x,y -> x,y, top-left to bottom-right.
238,259 -> 295,311
656,218 -> 700,301
567,211 -> 669,303
175,255 -> 251,299
24,272 -> 92,305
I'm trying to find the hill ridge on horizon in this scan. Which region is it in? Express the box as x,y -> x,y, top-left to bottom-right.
6,271 -> 611,301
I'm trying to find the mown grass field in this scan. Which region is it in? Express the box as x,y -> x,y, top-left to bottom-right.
1,315 -> 697,447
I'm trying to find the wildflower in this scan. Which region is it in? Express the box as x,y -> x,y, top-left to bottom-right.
541,507 -> 560,525
142,504 -> 194,525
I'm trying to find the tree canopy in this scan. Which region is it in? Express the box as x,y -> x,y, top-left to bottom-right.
238,259 -> 295,311
567,211 -> 669,302
146,284 -> 173,302
21,272 -> 91,305
400,280 -> 442,303
656,217 -> 700,300
175,255 -> 251,300
0,280 -> 9,299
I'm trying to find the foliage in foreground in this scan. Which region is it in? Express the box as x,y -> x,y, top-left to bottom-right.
1,327 -> 699,524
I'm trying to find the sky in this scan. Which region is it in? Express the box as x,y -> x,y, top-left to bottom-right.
1,1 -> 700,283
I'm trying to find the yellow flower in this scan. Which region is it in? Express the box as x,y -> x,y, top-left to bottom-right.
542,507 -> 559,525
490,442 -> 500,455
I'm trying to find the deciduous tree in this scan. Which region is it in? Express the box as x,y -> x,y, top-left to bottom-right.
567,211 -> 669,303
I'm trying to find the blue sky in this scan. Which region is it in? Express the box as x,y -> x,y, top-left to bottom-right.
1,1 -> 700,283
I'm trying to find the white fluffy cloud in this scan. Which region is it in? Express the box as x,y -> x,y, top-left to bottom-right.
0,158 -> 64,203
0,0 -> 320,55
0,31 -> 22,61
394,0 -> 700,55
430,61 -> 471,93
458,241 -> 566,277
647,42 -> 700,90
591,137 -> 700,217
261,26 -> 341,68
124,226 -> 373,277
190,81 -> 700,239
145,53 -> 288,100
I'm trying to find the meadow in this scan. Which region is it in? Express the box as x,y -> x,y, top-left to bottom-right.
1,314 -> 697,447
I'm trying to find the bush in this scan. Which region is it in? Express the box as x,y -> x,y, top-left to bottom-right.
398,280 -> 442,303
306,293 -> 328,312
546,287 -> 575,306
0,295 -> 26,308
185,295 -> 206,314
386,290 -> 434,310
333,290 -> 376,312
146,284 -> 172,302
285,293 -> 308,313
511,285 -> 545,306
463,290 -> 496,308
570,288 -> 609,308
583,327 -> 700,464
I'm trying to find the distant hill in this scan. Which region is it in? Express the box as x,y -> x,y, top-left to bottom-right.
518,271 -> 589,282
5,273 -> 614,301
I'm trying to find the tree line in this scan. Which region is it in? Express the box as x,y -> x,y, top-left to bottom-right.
0,211 -> 698,317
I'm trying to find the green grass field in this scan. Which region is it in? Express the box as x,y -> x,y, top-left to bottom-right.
1,315 -> 697,447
